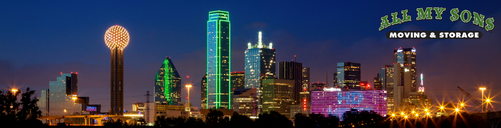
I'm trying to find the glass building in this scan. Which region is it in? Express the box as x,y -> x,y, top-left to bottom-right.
48,72 -> 82,116
154,57 -> 182,105
206,10 -> 231,109
311,89 -> 387,120
336,62 -> 361,90
244,31 -> 276,89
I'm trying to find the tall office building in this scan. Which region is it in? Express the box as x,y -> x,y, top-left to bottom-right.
244,31 -> 276,89
381,65 -> 395,112
154,57 -> 182,105
104,25 -> 130,115
206,10 -> 231,109
302,67 -> 310,90
393,47 -> 417,92
201,74 -> 207,109
48,72 -> 82,116
278,61 -> 303,102
335,62 -> 361,90
231,71 -> 245,90
261,79 -> 295,118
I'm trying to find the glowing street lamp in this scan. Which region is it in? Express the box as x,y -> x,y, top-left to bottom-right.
455,108 -> 460,113
440,106 -> 444,110
460,102 -> 465,107
11,88 -> 18,94
424,108 -> 428,112
480,87 -> 486,112
72,95 -> 77,115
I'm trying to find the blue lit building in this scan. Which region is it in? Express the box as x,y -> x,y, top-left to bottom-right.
206,10 -> 231,109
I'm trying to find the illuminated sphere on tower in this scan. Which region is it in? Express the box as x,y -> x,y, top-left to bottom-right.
104,25 -> 130,50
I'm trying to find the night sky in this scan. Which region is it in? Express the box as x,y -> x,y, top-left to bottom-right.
1,0 -> 501,112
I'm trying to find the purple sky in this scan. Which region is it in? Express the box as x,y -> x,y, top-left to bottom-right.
1,0 -> 501,112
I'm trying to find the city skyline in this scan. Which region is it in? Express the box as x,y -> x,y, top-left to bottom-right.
1,1 -> 501,112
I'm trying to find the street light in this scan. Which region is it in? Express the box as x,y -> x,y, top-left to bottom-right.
480,87 -> 486,113
460,102 -> 465,107
186,84 -> 192,110
72,95 -> 77,115
440,106 -> 444,110
11,88 -> 18,94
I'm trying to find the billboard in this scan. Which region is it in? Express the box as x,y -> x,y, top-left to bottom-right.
311,89 -> 387,119
86,106 -> 97,112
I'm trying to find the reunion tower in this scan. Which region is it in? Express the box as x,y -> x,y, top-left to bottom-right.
104,25 -> 129,115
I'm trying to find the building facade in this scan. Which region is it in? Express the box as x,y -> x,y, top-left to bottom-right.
231,71 -> 245,90
206,10 -> 231,109
278,61 -> 303,103
311,88 -> 387,119
336,62 -> 361,90
232,88 -> 258,117
48,73 -> 82,116
393,47 -> 417,92
244,31 -> 276,89
155,57 -> 182,105
261,79 -> 295,118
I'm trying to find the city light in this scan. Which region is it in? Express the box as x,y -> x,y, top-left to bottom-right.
392,113 -> 395,117
455,108 -> 460,112
411,110 -> 415,114
440,106 -> 444,110
480,87 -> 486,113
11,88 -> 18,94
486,99 -> 491,103
424,108 -> 428,112
104,25 -> 130,50
460,102 -> 465,107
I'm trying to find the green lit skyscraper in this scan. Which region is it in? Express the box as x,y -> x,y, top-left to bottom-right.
154,57 -> 182,105
206,10 -> 231,109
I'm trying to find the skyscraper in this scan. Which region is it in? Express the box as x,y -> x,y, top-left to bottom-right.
206,10 -> 231,109
105,25 -> 130,115
154,57 -> 182,105
278,61 -> 303,102
336,62 -> 361,90
393,47 -> 417,92
48,72 -> 81,116
244,31 -> 276,89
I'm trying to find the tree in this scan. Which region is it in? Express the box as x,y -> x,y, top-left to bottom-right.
229,112 -> 254,128
256,111 -> 292,128
0,88 -> 43,127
